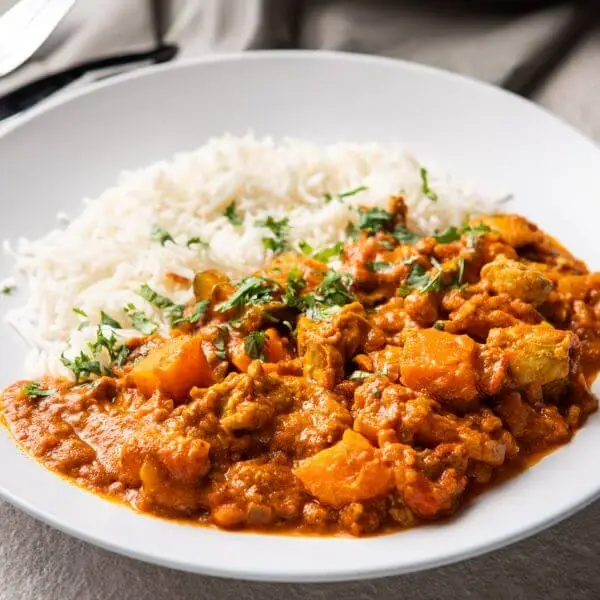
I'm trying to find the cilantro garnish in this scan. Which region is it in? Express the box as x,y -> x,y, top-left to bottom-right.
244,330 -> 266,360
151,225 -> 175,246
22,382 -> 56,399
256,216 -> 290,254
420,167 -> 438,201
224,202 -> 243,226
216,276 -> 280,313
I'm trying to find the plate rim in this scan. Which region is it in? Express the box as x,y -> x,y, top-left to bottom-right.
1,50 -> 600,583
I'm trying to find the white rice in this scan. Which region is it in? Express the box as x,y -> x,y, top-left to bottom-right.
3,135 -> 498,378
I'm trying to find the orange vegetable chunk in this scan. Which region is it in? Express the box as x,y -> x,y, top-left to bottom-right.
130,335 -> 213,401
401,328 -> 479,409
293,429 -> 393,508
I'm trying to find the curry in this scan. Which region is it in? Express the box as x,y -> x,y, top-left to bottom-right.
1,200 -> 599,535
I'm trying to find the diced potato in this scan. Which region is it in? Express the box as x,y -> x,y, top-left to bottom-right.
487,324 -> 578,387
400,329 -> 479,410
471,214 -> 541,247
294,430 -> 393,508
481,255 -> 553,305
130,335 -> 213,401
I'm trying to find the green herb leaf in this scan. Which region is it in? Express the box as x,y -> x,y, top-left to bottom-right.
172,300 -> 209,326
282,268 -> 307,310
392,225 -> 422,244
345,221 -> 358,240
359,208 -> 395,235
1,282 -> 15,295
433,226 -> 461,244
22,382 -> 56,399
298,240 -> 313,255
420,167 -> 438,201
367,261 -> 392,273
338,185 -> 368,199
224,202 -> 243,226
100,310 -> 122,329
124,304 -> 159,335
463,222 -> 492,249
312,242 -> 344,263
398,263 -> 442,296
186,237 -> 208,249
433,320 -> 445,331
217,276 -> 280,313
214,326 -> 229,360
61,351 -> 102,382
72,307 -> 88,318
256,216 -> 290,254
151,225 -> 175,246
137,284 -> 186,328
313,270 -> 355,307
89,326 -> 130,366
244,330 -> 266,360
324,193 -> 333,203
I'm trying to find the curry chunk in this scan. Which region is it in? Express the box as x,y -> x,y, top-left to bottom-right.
130,335 -> 214,401
294,429 -> 394,508
472,214 -> 541,247
487,324 -> 578,387
400,329 -> 480,411
481,255 -> 553,305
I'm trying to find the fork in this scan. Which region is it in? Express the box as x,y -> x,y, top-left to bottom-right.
0,0 -> 76,78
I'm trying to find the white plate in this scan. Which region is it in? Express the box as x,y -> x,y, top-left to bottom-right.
1,51 -> 600,583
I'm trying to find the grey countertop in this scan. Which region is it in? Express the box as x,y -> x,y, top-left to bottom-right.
2,1 -> 600,598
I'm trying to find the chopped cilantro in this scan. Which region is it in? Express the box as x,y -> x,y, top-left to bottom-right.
72,307 -> 88,318
22,382 -> 56,399
186,237 -> 208,249
298,240 -> 313,255
244,330 -> 266,360
312,242 -> 344,263
100,311 -> 122,329
1,282 -> 15,295
224,202 -> 243,226
137,284 -> 185,327
367,261 -> 391,273
338,185 -> 368,199
392,225 -> 422,244
256,216 -> 290,254
213,326 -> 229,360
313,270 -> 355,307
151,225 -> 175,246
358,208 -> 395,235
89,326 -> 130,366
173,300 -> 209,326
433,320 -> 445,331
434,226 -> 461,244
61,351 -> 102,382
324,193 -> 333,203
217,276 -> 280,313
420,167 -> 438,201
345,221 -> 358,240
124,304 -> 158,335
282,268 -> 307,310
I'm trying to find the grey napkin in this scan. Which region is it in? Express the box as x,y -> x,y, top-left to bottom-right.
2,2 -> 600,599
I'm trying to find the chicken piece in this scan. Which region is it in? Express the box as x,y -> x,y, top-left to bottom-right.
383,443 -> 467,520
400,329 -> 480,411
129,335 -> 213,402
271,377 -> 352,458
487,324 -> 578,388
494,391 -> 571,452
471,214 -> 541,247
209,461 -> 305,528
293,430 -> 394,508
481,255 -> 553,305
297,303 -> 373,388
